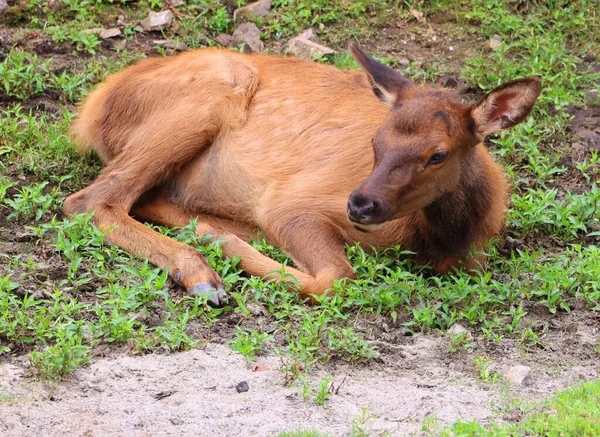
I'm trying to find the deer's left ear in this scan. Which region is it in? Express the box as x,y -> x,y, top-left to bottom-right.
350,43 -> 416,106
470,76 -> 542,139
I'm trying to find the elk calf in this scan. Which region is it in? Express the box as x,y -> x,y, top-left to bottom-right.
64,44 -> 541,305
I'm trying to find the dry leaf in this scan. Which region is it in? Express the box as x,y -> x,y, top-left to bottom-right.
251,365 -> 270,372
410,9 -> 424,22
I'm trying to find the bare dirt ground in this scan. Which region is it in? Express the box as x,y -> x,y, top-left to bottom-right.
2,330 -> 599,436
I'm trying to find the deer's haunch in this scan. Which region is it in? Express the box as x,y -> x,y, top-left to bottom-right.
64,44 -> 541,305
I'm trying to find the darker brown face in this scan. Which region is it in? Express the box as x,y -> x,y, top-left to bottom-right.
347,96 -> 474,231
347,43 -> 542,232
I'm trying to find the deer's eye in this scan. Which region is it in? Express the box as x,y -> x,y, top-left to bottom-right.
427,151 -> 449,166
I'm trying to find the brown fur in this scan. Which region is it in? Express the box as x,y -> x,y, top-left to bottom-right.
64,45 -> 541,301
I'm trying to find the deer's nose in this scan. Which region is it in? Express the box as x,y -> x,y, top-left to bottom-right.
347,193 -> 386,224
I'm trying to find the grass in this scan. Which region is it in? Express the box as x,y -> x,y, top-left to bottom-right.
444,379 -> 600,436
279,379 -> 600,436
0,0 -> 598,426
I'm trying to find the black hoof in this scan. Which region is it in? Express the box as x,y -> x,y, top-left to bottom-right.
188,282 -> 228,307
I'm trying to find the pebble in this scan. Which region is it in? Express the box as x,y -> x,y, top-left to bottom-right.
236,381 -> 249,393
231,23 -> 264,53
504,365 -> 533,386
140,10 -> 173,32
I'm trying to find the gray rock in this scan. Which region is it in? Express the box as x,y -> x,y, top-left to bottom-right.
295,28 -> 319,43
447,323 -> 472,338
100,28 -> 122,39
140,10 -> 174,32
286,29 -> 335,60
399,58 -> 411,67
504,365 -> 533,386
0,0 -> 8,14
235,381 -> 249,393
234,0 -> 272,21
231,23 -> 264,53
167,0 -> 185,6
215,33 -> 233,47
488,34 -> 502,49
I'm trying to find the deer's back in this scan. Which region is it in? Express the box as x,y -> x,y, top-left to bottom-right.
162,54 -> 390,224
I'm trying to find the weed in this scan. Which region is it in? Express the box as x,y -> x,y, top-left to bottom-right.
0,50 -> 49,100
313,376 -> 334,406
446,332 -> 476,353
29,335 -> 91,380
228,327 -> 272,362
472,356 -> 500,383
350,407 -> 377,437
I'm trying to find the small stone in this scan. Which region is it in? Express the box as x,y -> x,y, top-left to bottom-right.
170,417 -> 184,425
234,0 -> 272,21
231,23 -> 264,53
167,0 -> 184,6
295,28 -> 319,43
236,381 -> 249,393
286,29 -> 335,60
100,28 -> 122,39
215,33 -> 233,47
489,34 -> 502,49
117,15 -> 127,27
246,302 -> 268,316
504,365 -> 533,386
140,10 -> 174,32
447,323 -> 470,336
587,89 -> 599,107
0,0 -> 8,13
399,58 -> 410,67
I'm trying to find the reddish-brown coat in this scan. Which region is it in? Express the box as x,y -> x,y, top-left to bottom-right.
64,45 -> 541,303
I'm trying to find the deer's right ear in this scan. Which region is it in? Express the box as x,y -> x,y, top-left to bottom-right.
350,43 -> 415,106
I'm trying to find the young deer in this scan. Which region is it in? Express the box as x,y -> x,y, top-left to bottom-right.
64,44 -> 541,305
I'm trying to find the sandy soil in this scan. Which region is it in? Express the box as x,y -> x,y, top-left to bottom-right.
2,334 -> 598,437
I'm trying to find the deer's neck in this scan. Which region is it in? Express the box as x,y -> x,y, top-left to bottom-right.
411,145 -> 507,265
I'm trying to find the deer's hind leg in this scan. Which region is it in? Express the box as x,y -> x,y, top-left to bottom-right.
64,104 -> 230,305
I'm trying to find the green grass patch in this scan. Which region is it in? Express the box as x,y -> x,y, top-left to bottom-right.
444,379 -> 600,436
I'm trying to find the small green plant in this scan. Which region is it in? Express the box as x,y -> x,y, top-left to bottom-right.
4,181 -> 64,221
0,50 -> 49,99
228,327 -> 272,362
472,356 -> 499,383
314,376 -> 334,406
350,407 -> 377,437
292,374 -> 312,402
421,413 -> 439,432
69,31 -> 102,55
446,332 -> 476,353
29,335 -> 91,380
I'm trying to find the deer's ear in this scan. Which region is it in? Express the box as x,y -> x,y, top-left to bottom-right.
350,43 -> 415,106
470,77 -> 542,138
